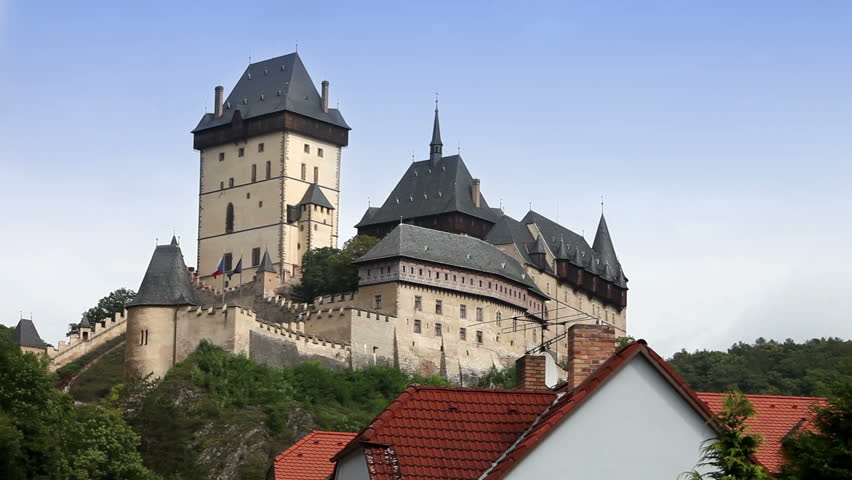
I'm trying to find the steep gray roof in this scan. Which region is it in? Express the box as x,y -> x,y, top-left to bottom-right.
298,183 -> 334,209
354,155 -> 500,227
555,237 -> 570,259
193,52 -> 349,133
79,315 -> 92,329
355,224 -> 545,297
522,211 -> 627,287
11,319 -> 48,349
256,249 -> 277,273
129,242 -> 199,307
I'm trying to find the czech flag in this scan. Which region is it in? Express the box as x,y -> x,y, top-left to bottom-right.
227,258 -> 243,279
212,257 -> 225,278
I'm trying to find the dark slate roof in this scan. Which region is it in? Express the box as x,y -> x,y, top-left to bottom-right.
79,315 -> 92,329
522,211 -> 627,287
529,234 -> 547,255
129,242 -> 199,307
257,249 -> 277,273
555,237 -> 570,259
298,183 -> 334,209
354,155 -> 500,227
593,214 -> 620,267
193,52 -> 349,133
11,319 -> 48,349
357,207 -> 380,226
355,224 -> 545,297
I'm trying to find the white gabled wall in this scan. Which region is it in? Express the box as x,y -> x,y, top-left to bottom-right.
335,448 -> 370,480
504,356 -> 716,480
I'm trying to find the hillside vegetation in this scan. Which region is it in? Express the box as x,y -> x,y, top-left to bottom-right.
124,342 -> 449,480
668,337 -> 852,397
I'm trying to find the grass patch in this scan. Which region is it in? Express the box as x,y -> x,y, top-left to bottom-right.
55,333 -> 126,385
68,343 -> 126,403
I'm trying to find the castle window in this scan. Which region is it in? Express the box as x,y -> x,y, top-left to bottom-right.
513,319 -> 517,332
219,152 -> 225,161
459,304 -> 467,319
318,147 -> 324,158
258,143 -> 264,153
304,144 -> 310,154
228,178 -> 234,188
297,243 -> 301,250
476,307 -> 483,322
251,247 -> 261,266
419,268 -> 423,276
223,253 -> 233,271
313,166 -> 319,183
314,224 -> 318,231
266,161 -> 271,179
225,203 -> 234,233
414,296 -> 422,311
220,181 -> 224,190
434,323 -> 442,337
251,164 -> 257,183
301,163 -> 306,180
246,192 -> 251,199
496,312 -> 502,326
414,319 -> 422,334
435,300 -> 443,315
238,147 -> 245,157
476,331 -> 483,344
459,328 -> 466,341
375,295 -> 383,310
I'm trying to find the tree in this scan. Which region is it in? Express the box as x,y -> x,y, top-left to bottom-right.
681,392 -> 771,480
69,288 -> 136,336
0,325 -> 158,480
779,381 -> 852,479
294,235 -> 379,301
616,335 -> 635,349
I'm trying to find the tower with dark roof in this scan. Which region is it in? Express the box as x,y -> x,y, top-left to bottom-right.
193,52 -> 349,289
125,239 -> 199,378
429,103 -> 443,164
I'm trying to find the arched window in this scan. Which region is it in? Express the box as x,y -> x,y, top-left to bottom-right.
225,203 -> 234,233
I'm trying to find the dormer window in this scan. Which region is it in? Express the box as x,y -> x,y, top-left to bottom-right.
304,144 -> 310,154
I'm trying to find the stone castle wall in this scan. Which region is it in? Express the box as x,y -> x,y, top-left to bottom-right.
47,310 -> 129,371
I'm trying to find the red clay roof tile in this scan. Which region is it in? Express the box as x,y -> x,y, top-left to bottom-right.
273,430 -> 357,480
697,392 -> 827,473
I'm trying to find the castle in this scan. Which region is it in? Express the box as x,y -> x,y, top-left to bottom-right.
14,52 -> 628,385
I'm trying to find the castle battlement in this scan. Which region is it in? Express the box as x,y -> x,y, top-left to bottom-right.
47,309 -> 129,371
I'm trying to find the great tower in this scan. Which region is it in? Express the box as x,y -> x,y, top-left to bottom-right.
192,53 -> 349,288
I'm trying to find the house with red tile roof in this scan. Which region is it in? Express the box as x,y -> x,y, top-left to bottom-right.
270,430 -> 356,480
697,393 -> 827,474
278,324 -> 826,479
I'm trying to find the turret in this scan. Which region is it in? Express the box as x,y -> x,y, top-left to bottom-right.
255,249 -> 279,298
78,315 -> 92,341
125,238 -> 199,379
528,234 -> 548,270
295,183 -> 335,260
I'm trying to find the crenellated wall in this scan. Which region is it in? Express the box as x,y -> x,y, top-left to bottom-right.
47,310 -> 129,371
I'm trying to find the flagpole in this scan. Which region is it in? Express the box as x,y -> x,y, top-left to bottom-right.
222,249 -> 226,306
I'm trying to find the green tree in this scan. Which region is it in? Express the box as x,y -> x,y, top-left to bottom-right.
779,381 -> 852,479
0,325 -> 157,480
69,288 -> 137,335
616,335 -> 635,349
681,392 -> 771,480
294,235 -> 379,301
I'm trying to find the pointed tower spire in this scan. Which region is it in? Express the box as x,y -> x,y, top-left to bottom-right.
256,248 -> 277,273
592,213 -> 622,281
429,97 -> 443,164
170,235 -> 179,247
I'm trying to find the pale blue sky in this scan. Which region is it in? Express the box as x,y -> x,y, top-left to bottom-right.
1,1 -> 850,356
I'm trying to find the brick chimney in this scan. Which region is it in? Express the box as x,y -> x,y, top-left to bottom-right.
567,323 -> 616,388
214,85 -> 224,118
515,354 -> 548,391
321,80 -> 329,113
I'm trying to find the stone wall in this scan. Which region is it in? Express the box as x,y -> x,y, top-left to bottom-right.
248,320 -> 349,369
48,310 -> 129,371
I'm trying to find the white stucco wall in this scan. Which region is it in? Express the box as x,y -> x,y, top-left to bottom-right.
334,449 -> 370,480
504,356 -> 715,480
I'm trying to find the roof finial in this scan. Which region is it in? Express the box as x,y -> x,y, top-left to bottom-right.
457,140 -> 461,155
295,40 -> 298,52
601,194 -> 605,214
367,196 -> 371,208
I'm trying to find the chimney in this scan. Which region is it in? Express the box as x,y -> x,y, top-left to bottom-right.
214,85 -> 224,118
321,80 -> 329,113
515,354 -> 548,391
472,179 -> 481,208
567,324 -> 616,388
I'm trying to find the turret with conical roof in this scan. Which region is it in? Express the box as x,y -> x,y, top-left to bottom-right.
592,213 -> 620,272
129,240 -> 199,308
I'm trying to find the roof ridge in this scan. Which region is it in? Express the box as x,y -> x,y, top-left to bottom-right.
697,392 -> 828,401
410,384 -> 557,395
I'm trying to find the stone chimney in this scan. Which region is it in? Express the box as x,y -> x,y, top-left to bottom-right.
567,323 -> 616,388
321,80 -> 329,113
214,85 -> 224,118
472,179 -> 481,208
515,354 -> 548,391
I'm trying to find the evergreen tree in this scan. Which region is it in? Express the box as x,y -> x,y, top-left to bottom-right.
779,381 -> 852,479
681,392 -> 771,480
